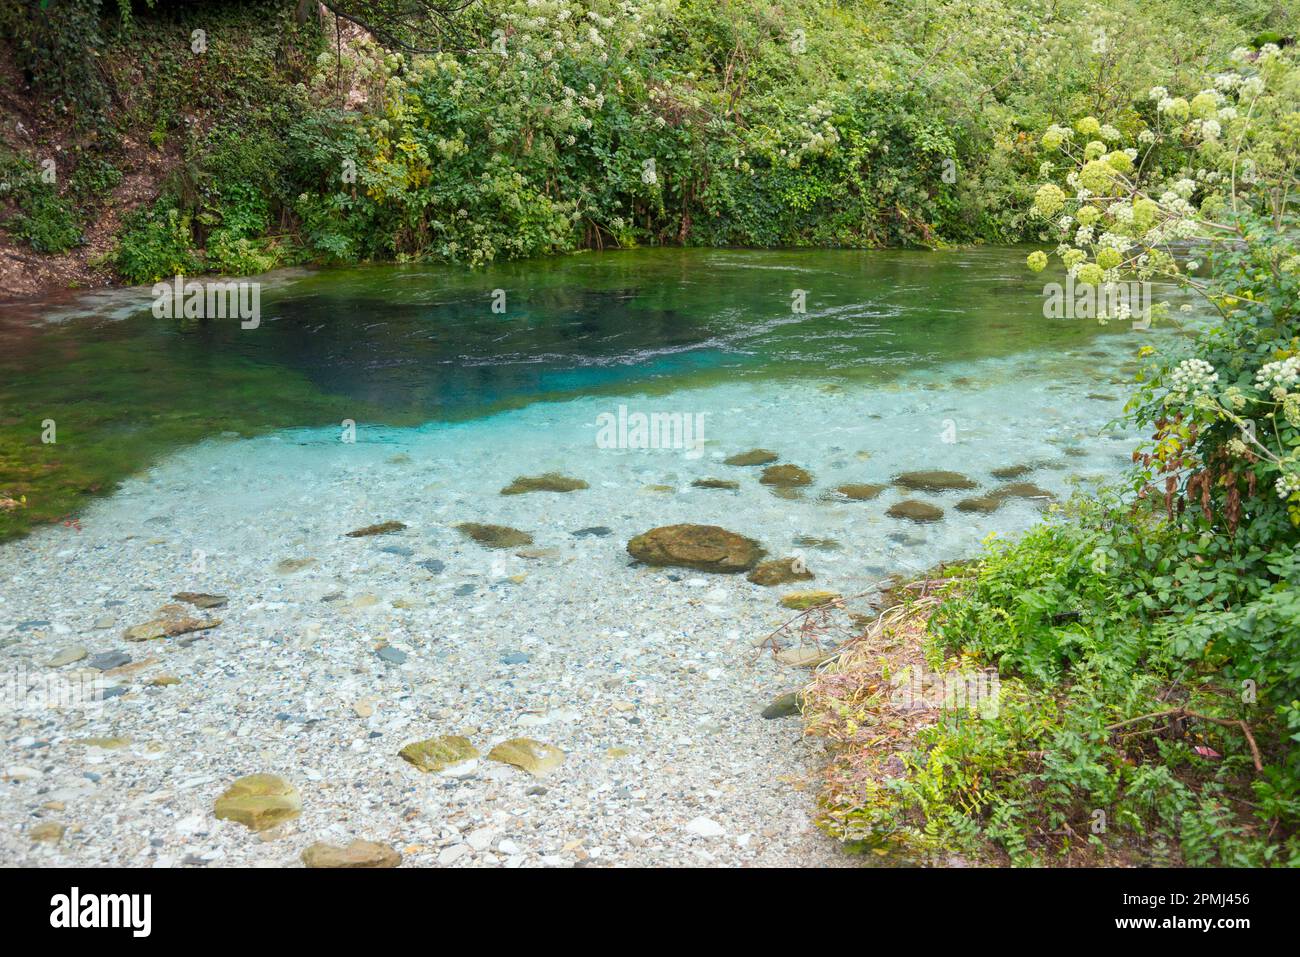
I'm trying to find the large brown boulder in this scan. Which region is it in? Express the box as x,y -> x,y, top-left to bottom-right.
627,524 -> 766,573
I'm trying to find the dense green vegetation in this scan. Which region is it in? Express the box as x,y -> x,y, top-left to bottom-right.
1,0 -> 1292,280
816,42 -> 1300,866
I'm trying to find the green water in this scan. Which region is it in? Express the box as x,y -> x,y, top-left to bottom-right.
0,247 -> 1163,540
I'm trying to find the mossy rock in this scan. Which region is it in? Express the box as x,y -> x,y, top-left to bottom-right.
833,483 -> 886,500
955,496 -> 1002,515
990,464 -> 1035,480
724,449 -> 779,467
346,521 -> 407,537
456,522 -> 534,548
760,464 -> 813,487
989,483 -> 1056,501
691,478 -> 740,490
213,774 -> 302,832
487,738 -> 565,776
761,691 -> 804,720
500,473 -> 589,495
886,500 -> 945,523
780,589 -> 842,610
627,524 -> 766,573
892,470 -> 977,492
398,735 -> 479,772
747,557 -> 814,586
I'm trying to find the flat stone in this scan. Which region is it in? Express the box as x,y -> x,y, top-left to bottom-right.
147,675 -> 181,687
172,592 -> 228,609
989,482 -> 1056,501
990,464 -> 1036,480
375,646 -> 408,665
892,470 -> 977,492
399,735 -> 480,772
46,646 -> 87,668
956,496 -> 1002,514
345,521 -> 407,537
761,692 -> 803,719
627,524 -> 765,573
759,464 -> 813,487
886,500 -> 945,523
302,840 -> 401,868
724,449 -> 779,467
30,822 -> 65,844
213,774 -> 302,832
775,647 -> 832,668
571,526 -> 612,538
274,557 -> 317,574
691,478 -> 740,490
780,590 -> 841,610
416,559 -> 445,573
747,557 -> 814,587
487,738 -> 565,776
456,523 -> 534,549
123,615 -> 220,642
500,473 -> 589,495
833,483 -> 887,500
87,651 -> 130,671
515,547 -> 559,560
70,736 -> 131,749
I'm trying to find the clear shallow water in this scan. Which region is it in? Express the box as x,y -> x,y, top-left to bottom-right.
0,248 -> 1202,868
1,246 -> 1179,548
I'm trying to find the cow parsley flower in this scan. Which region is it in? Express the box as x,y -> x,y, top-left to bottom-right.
1256,356 -> 1300,391
1169,358 -> 1218,396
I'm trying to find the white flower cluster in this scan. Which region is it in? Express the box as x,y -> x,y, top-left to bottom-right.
1256,356 -> 1300,391
1169,358 -> 1219,396
1276,472 -> 1300,500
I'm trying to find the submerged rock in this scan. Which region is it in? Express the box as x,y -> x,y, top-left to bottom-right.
747,557 -> 814,586
833,483 -> 886,500
345,521 -> 407,537
956,496 -> 1002,515
780,590 -> 841,610
626,524 -> 766,573
46,646 -> 86,668
274,557 -> 317,574
990,483 -> 1056,501
990,464 -> 1036,480
775,647 -> 831,668
399,735 -> 479,772
123,614 -> 220,642
892,470 -> 977,492
456,523 -> 534,548
760,464 -> 813,488
691,478 -> 740,490
793,535 -> 840,550
172,591 -> 227,609
761,692 -> 804,720
213,774 -> 301,832
487,738 -> 565,776
30,822 -> 65,844
500,473 -> 589,495
886,500 -> 945,523
571,526 -> 612,538
302,840 -> 401,869
724,449 -> 779,467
